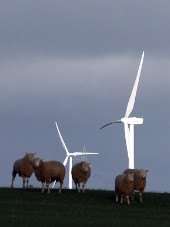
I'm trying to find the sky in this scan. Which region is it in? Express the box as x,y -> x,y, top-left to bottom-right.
1,0 -> 170,192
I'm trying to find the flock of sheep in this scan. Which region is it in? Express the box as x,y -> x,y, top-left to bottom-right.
11,153 -> 90,194
11,152 -> 148,205
115,169 -> 148,205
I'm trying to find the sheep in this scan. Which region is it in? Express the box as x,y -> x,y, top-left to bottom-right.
33,158 -> 65,194
123,169 -> 149,203
11,153 -> 36,189
115,173 -> 134,205
71,161 -> 91,193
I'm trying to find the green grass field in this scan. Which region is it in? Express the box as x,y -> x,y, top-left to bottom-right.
0,187 -> 170,226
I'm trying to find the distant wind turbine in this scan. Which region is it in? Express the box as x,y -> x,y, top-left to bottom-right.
100,51 -> 144,169
54,122 -> 99,189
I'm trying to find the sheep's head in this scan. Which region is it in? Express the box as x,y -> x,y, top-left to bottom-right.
81,162 -> 90,173
138,169 -> 149,179
25,153 -> 36,163
33,158 -> 43,168
126,173 -> 134,182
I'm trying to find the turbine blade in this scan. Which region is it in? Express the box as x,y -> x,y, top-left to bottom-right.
100,120 -> 121,129
83,153 -> 99,155
124,123 -> 130,161
125,51 -> 144,118
71,152 -> 99,156
63,156 -> 69,166
55,122 -> 69,154
77,152 -> 99,155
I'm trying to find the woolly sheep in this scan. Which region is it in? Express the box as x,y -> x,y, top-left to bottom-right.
71,161 -> 91,193
33,158 -> 65,194
123,169 -> 149,203
11,153 -> 36,189
115,173 -> 134,205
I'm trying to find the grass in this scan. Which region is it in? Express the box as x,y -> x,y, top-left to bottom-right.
0,187 -> 170,226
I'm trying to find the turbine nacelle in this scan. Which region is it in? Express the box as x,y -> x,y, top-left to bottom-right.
121,117 -> 143,125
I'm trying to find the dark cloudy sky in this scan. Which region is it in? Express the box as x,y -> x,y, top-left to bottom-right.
1,1 -> 170,192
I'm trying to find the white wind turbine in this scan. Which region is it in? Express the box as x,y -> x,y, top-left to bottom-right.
54,122 -> 99,189
100,51 -> 144,169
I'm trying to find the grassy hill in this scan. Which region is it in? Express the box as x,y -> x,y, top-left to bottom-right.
0,187 -> 170,226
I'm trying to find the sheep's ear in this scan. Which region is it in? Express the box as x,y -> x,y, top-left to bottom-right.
88,163 -> 91,166
146,170 -> 149,173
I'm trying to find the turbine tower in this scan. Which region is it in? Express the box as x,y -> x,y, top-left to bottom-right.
54,122 -> 99,189
100,51 -> 144,169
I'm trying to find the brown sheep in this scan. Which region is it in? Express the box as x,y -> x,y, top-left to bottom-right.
123,169 -> 149,203
11,153 -> 36,189
33,158 -> 65,194
71,161 -> 91,193
115,173 -> 134,205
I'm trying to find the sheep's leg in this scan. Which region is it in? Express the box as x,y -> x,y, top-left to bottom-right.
77,183 -> 80,193
82,181 -> 86,193
26,177 -> 29,189
22,176 -> 26,189
120,194 -> 124,203
58,182 -> 63,193
115,193 -> 119,203
45,180 -> 51,194
11,171 -> 16,188
47,184 -> 50,194
126,196 -> 130,205
130,191 -> 135,200
139,191 -> 143,203
41,182 -> 45,193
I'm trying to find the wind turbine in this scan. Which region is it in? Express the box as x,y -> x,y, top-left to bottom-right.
54,122 -> 99,189
100,51 -> 144,169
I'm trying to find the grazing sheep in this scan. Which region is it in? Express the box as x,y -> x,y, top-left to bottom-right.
123,169 -> 149,203
11,153 -> 36,189
33,158 -> 65,194
71,161 -> 91,193
115,173 -> 134,205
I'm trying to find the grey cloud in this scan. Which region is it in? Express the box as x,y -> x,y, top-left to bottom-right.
1,1 -> 170,58
0,53 -> 157,107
